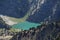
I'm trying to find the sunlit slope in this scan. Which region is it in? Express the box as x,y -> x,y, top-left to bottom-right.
9,13 -> 29,23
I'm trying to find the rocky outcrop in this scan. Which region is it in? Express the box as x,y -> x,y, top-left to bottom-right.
11,22 -> 60,40
0,16 -> 10,29
0,15 -> 17,25
27,0 -> 60,23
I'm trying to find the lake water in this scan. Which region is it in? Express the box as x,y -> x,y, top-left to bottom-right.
12,21 -> 40,30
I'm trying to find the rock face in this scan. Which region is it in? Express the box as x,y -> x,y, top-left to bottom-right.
0,16 -> 9,28
0,15 -> 17,25
11,22 -> 60,40
27,0 -> 60,23
0,16 -> 6,28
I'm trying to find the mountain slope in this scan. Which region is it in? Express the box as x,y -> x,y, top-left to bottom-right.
0,13 -> 30,26
27,0 -> 60,23
11,22 -> 60,40
0,0 -> 60,23
0,16 -> 8,28
0,0 -> 30,18
9,13 -> 30,23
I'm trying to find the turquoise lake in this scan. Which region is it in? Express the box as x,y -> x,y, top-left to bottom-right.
12,21 -> 40,30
